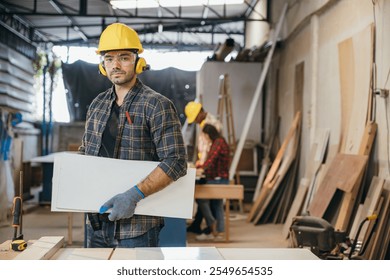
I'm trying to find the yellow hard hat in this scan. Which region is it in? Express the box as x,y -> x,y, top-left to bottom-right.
185,101 -> 202,124
96,23 -> 144,54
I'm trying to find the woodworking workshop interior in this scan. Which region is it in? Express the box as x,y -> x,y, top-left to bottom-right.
0,0 -> 390,261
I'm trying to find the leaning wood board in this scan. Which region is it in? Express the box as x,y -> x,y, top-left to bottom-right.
307,153 -> 368,218
369,181 -> 390,259
338,37 -> 354,153
348,176 -> 385,242
339,24 -> 373,154
282,177 -> 310,238
302,129 -> 330,214
335,122 -> 377,231
247,111 -> 301,222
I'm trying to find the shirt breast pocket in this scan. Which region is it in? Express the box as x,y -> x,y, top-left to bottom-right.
121,120 -> 153,152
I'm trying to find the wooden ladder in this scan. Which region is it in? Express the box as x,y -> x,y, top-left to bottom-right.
217,74 -> 237,166
217,74 -> 243,212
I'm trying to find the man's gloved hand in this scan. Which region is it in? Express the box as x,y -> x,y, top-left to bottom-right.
99,186 -> 145,221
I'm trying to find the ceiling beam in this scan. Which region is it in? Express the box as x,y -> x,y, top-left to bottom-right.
49,0 -> 88,41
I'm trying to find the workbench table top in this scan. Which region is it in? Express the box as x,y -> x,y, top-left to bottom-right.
1,238 -> 319,260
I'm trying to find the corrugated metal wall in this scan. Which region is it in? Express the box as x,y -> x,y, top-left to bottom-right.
0,42 -> 35,116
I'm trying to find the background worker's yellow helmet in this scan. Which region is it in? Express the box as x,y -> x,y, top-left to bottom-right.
96,23 -> 148,75
185,101 -> 202,124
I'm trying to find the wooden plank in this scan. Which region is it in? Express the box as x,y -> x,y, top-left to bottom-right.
307,153 -> 368,218
261,162 -> 294,224
13,236 -> 64,260
262,112 -> 301,190
369,182 -> 390,259
338,37 -> 355,153
337,121 -> 377,230
276,155 -> 299,223
378,198 -> 390,259
334,169 -> 365,232
360,197 -> 383,259
252,117 -> 301,225
335,122 -> 378,232
366,24 -> 376,123
294,62 -> 304,114
194,184 -> 244,200
282,178 -> 310,238
343,24 -> 373,154
253,117 -> 280,202
349,177 -> 384,243
247,111 -> 301,222
111,247 -> 224,260
217,248 -> 319,260
358,122 -> 378,156
51,248 -> 113,260
302,129 -> 330,214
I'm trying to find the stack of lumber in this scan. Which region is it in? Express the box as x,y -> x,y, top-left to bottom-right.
348,177 -> 390,259
247,111 -> 302,225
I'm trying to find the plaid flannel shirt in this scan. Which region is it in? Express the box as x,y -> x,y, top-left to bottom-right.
202,137 -> 230,180
79,79 -> 187,239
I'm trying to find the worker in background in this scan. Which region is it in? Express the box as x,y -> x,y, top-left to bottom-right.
184,101 -> 222,165
185,101 -> 222,234
78,23 -> 187,248
195,124 -> 230,241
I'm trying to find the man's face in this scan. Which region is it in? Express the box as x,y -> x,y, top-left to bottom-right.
194,111 -> 203,124
102,50 -> 136,85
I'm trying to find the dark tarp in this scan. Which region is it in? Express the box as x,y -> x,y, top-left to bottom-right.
61,60 -> 196,124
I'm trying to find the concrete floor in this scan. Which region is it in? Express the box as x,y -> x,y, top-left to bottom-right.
0,187 -> 289,249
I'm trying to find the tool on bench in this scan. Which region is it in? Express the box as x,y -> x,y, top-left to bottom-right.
10,171 -> 27,252
290,214 -> 379,260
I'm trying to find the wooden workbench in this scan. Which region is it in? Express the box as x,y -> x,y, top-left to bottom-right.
194,184 -> 244,241
0,236 -> 319,260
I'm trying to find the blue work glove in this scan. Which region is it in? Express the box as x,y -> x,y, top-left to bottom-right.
99,186 -> 145,221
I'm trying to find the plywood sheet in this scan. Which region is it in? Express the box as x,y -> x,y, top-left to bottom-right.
302,129 -> 330,213
111,247 -> 224,260
369,182 -> 390,259
51,153 -> 196,219
248,112 -> 301,223
338,37 -> 354,153
349,176 -> 385,240
308,153 -> 368,218
282,177 -> 309,238
217,248 -> 319,260
340,25 -> 373,154
52,248 -> 113,260
334,121 -> 378,231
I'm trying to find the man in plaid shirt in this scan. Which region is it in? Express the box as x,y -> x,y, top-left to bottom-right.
79,23 -> 187,248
